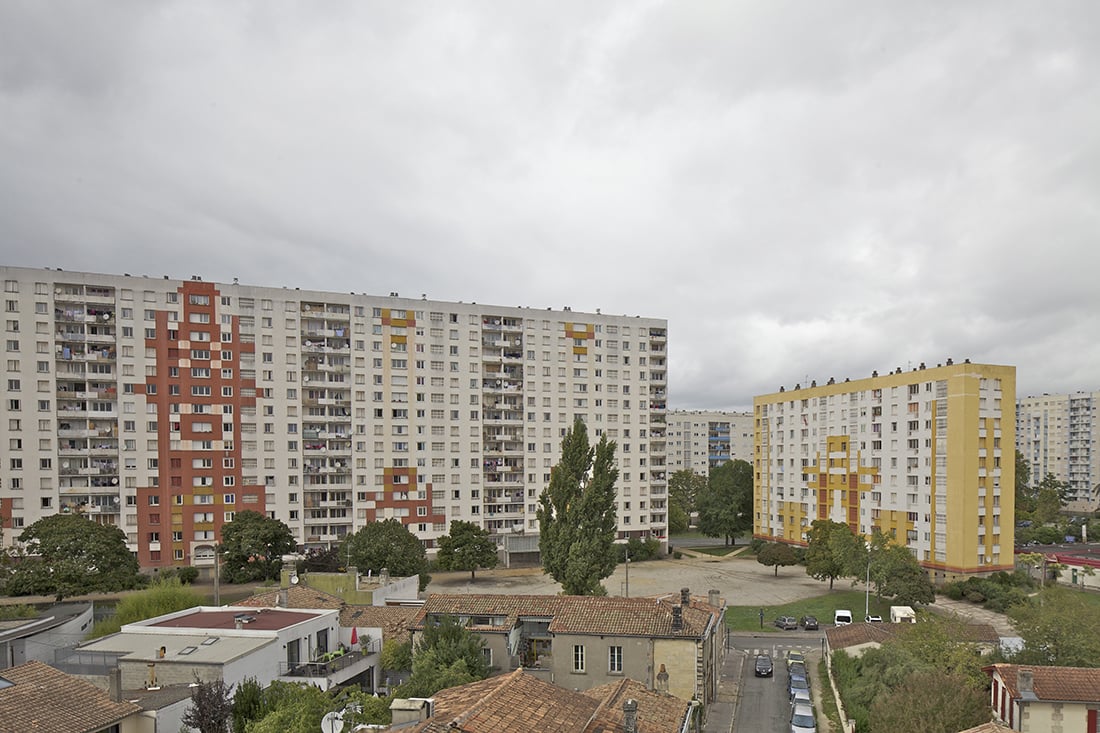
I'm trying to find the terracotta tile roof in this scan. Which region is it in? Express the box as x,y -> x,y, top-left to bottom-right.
957,723 -> 1013,733
826,621 -> 1000,651
237,585 -> 345,610
825,623 -> 895,650
340,605 -> 420,642
410,669 -> 689,732
988,664 -> 1100,703
413,593 -> 720,640
0,660 -> 142,733
582,678 -> 692,732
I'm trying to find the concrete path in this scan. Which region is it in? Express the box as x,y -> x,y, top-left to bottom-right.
702,645 -> 743,733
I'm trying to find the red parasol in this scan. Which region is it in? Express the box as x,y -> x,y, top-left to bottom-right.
351,627 -> 358,645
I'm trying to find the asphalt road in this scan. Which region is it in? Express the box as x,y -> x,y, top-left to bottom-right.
729,633 -> 825,733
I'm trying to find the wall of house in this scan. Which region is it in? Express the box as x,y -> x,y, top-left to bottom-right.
549,633 -> 652,692
119,660 -> 222,689
1020,700 -> 1090,733
653,638 -> 697,702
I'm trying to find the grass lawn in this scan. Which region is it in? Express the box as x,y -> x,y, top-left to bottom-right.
726,589 -> 894,632
687,546 -> 740,557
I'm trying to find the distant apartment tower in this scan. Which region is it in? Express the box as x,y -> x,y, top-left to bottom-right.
753,361 -> 1015,580
668,410 -> 753,475
0,267 -> 668,568
1016,393 -> 1100,513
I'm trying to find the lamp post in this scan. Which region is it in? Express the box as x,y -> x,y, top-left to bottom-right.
864,557 -> 870,620
624,548 -> 630,598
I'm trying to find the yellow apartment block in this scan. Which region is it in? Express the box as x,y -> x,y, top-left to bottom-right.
753,361 -> 1015,581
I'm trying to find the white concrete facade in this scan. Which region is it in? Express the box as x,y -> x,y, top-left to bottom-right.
667,410 -> 753,475
0,266 -> 668,556
1016,392 -> 1100,513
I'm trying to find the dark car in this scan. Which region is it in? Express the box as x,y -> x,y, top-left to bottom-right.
788,673 -> 811,700
774,615 -> 798,630
755,654 -> 773,677
799,615 -> 819,630
788,661 -> 807,680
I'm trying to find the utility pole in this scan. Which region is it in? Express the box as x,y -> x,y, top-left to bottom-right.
624,548 -> 630,598
213,543 -> 221,606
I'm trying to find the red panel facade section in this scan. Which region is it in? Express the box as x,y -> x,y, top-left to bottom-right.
136,281 -> 262,569
818,474 -> 826,489
849,473 -> 858,490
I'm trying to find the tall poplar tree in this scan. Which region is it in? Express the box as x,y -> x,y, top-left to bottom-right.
537,419 -> 619,595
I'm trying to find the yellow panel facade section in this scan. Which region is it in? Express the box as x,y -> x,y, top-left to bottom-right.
754,362 -> 1016,579
563,323 -> 595,340
572,346 -> 588,355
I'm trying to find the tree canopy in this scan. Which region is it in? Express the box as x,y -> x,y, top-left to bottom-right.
537,419 -> 619,596
436,520 -> 498,580
7,514 -> 141,601
803,519 -> 860,590
756,542 -> 799,576
400,616 -> 489,698
695,460 -> 753,545
1008,585 -> 1100,667
182,678 -> 234,733
90,577 -> 205,638
243,681 -> 391,733
342,518 -> 431,591
219,510 -> 295,583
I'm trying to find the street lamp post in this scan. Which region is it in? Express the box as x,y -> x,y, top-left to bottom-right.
864,558 -> 870,620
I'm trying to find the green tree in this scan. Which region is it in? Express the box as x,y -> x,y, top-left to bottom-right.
875,543 -> 935,606
1032,473 -> 1070,525
804,519 -> 860,590
182,678 -> 234,733
1008,585 -> 1100,666
219,510 -> 295,584
342,518 -> 431,591
869,671 -> 990,733
669,469 -> 706,524
89,577 -> 205,638
435,520 -> 498,580
380,638 -> 413,673
400,616 -> 489,698
11,514 -> 141,601
231,677 -> 264,733
537,419 -> 619,596
247,681 -> 333,733
757,542 -> 799,576
1015,449 -> 1033,516
696,460 -> 753,545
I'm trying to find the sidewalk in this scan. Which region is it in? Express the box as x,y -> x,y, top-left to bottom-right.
703,644 -> 744,733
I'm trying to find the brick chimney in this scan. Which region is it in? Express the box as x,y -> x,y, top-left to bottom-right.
708,589 -> 720,607
108,668 -> 122,702
680,587 -> 690,606
623,698 -> 638,733
671,605 -> 683,632
278,587 -> 289,608
1018,669 -> 1037,700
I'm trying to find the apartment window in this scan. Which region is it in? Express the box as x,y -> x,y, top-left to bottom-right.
572,645 -> 586,673
608,646 -> 623,673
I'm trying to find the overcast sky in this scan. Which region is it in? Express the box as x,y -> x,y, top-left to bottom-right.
2,2 -> 1098,410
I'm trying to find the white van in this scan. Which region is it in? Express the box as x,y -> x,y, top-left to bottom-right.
834,609 -> 853,626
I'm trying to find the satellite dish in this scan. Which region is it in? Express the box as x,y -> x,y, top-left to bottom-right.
290,574 -> 300,585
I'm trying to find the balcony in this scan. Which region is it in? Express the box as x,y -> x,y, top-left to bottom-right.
277,648 -> 377,690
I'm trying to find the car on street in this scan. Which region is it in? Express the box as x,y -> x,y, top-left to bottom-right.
788,661 -> 807,680
774,616 -> 798,630
788,674 -> 810,700
834,609 -> 853,626
790,702 -> 817,733
755,654 -> 774,677
786,650 -> 806,668
865,614 -> 883,623
790,687 -> 812,708
799,615 -> 819,630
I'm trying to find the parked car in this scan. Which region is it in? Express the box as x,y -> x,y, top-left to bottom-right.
755,654 -> 774,677
790,687 -> 812,708
774,616 -> 798,630
788,674 -> 810,700
788,661 -> 807,680
790,702 -> 817,733
834,609 -> 853,626
799,615 -> 819,630
786,650 -> 806,668
865,614 -> 883,623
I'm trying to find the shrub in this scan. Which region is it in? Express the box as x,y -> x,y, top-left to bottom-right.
178,567 -> 199,585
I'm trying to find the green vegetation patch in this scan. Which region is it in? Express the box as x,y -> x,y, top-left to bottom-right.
726,589 -> 889,632
688,545 -> 739,557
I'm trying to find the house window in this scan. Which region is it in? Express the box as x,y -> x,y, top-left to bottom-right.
608,645 -> 623,673
572,644 -> 585,673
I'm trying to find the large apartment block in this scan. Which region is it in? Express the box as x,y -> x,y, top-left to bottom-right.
668,410 -> 753,475
753,361 -> 1015,580
0,266 -> 668,568
1016,392 -> 1100,514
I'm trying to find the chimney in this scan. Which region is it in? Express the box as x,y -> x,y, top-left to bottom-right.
680,587 -> 690,606
671,605 -> 683,632
379,567 -> 390,586
235,619 -> 244,630
147,663 -> 157,689
108,667 -> 122,702
1018,669 -> 1036,700
623,698 -> 638,733
708,589 -> 720,607
278,587 -> 289,608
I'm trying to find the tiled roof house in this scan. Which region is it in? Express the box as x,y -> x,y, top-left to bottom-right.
0,660 -> 143,733
410,588 -> 725,705
400,669 -> 691,733
985,663 -> 1100,731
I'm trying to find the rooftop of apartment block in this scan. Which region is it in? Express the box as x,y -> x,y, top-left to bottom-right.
757,358 -> 1015,401
144,606 -> 323,631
